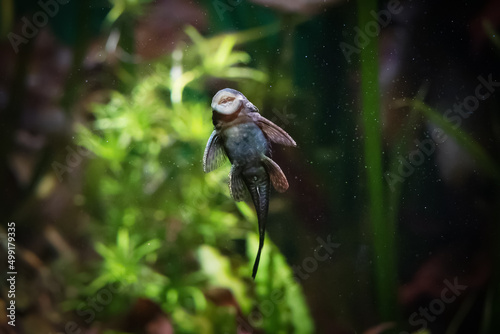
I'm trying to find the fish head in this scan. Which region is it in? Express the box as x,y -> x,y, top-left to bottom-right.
211,88 -> 245,115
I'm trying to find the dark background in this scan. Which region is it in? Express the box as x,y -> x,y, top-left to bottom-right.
1,0 -> 499,333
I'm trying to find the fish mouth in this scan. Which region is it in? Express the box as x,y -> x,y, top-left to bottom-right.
211,90 -> 242,115
219,96 -> 235,104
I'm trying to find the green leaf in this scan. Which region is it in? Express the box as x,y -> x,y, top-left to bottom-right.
410,99 -> 500,183
133,239 -> 162,261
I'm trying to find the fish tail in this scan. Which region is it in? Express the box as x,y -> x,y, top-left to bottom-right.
247,178 -> 270,280
252,239 -> 264,279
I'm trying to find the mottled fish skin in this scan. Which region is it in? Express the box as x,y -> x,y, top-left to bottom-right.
203,88 -> 296,279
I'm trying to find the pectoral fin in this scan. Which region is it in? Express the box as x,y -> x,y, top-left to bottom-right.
262,155 -> 289,193
203,131 -> 227,173
253,114 -> 296,147
229,166 -> 246,201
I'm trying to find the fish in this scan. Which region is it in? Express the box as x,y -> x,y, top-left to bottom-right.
203,88 -> 296,279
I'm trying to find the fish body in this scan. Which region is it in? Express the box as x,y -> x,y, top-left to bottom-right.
223,122 -> 269,165
203,88 -> 296,279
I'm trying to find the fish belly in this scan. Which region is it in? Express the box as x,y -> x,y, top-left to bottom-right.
223,123 -> 268,167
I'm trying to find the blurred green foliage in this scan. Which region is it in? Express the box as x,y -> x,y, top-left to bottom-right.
106,0 -> 153,24
73,27 -> 313,333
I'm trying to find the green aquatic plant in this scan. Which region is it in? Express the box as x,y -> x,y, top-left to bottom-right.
106,0 -> 154,24
357,0 -> 398,323
171,26 -> 268,104
407,99 -> 500,183
91,228 -> 163,291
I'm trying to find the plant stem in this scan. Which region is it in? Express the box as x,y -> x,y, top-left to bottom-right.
357,0 -> 398,321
